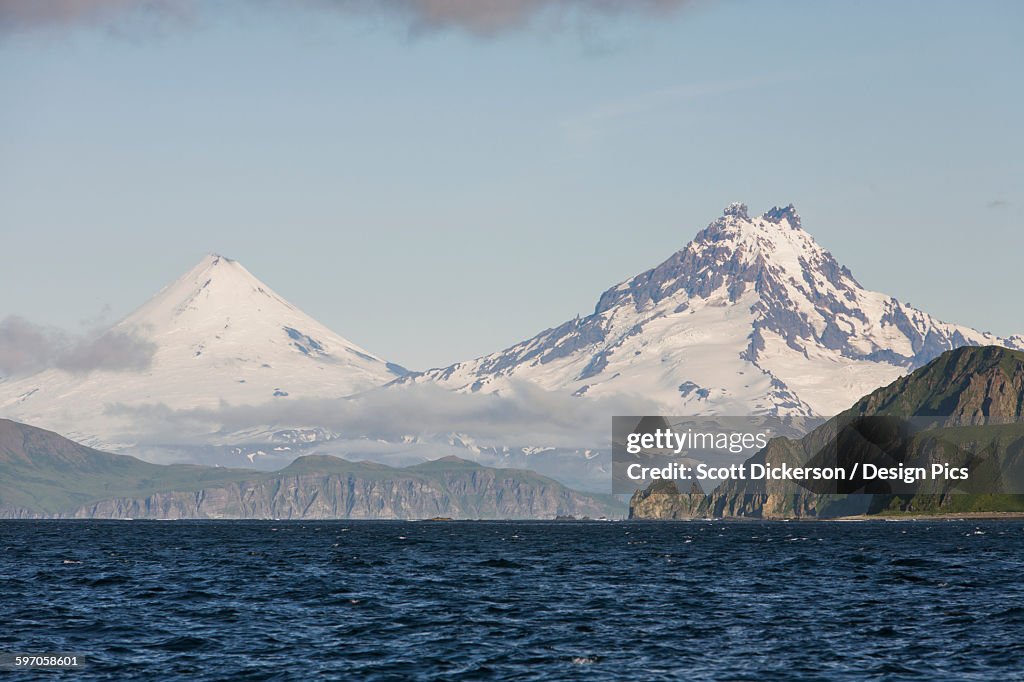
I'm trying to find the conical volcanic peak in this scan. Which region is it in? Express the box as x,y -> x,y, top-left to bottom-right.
124,253 -> 296,329
0,254 -> 406,447
413,204 -> 1024,417
116,253 -> 396,378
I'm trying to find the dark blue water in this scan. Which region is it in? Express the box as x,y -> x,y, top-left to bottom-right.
2,520 -> 1023,680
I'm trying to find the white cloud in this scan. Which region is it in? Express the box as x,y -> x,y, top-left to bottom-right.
105,380 -> 661,448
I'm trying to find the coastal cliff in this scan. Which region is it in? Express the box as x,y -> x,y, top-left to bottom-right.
0,421 -> 623,520
64,466 -> 618,520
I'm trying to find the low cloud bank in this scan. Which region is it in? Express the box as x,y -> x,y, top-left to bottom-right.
105,380 -> 659,449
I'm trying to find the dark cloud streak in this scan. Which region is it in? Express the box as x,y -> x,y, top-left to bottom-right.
0,316 -> 156,377
0,0 -> 699,37
0,317 -> 57,378
0,0 -> 195,34
319,0 -> 698,36
55,329 -> 157,373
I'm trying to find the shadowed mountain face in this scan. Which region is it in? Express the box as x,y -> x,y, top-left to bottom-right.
0,420 -> 623,520
630,347 -> 1024,519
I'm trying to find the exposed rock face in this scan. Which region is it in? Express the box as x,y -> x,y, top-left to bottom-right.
696,437 -> 864,519
57,469 -> 616,520
628,480 -> 705,520
630,347 -> 1024,519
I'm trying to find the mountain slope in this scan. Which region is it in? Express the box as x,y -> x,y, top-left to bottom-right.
847,345 -> 1024,420
411,204 -> 1023,416
0,418 -> 256,514
0,419 -> 622,519
631,346 -> 1024,519
0,254 -> 406,447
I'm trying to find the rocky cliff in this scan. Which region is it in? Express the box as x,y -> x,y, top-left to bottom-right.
628,480 -> 706,520
60,465 -> 620,520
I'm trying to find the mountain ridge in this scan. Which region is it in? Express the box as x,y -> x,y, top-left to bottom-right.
0,419 -> 622,519
409,204 -> 1023,416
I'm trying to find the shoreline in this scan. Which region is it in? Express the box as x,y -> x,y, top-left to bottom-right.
626,511 -> 1024,522
831,511 -> 1024,521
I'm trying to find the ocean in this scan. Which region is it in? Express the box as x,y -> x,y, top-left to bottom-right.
2,520 -> 1022,680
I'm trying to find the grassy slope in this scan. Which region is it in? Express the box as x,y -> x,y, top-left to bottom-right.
825,347 -> 1024,515
689,348 -> 1024,518
0,420 -> 259,513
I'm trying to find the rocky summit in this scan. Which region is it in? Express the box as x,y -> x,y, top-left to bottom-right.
411,204 -> 1023,417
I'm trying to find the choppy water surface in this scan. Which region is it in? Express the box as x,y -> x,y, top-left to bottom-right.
2,520 -> 1023,680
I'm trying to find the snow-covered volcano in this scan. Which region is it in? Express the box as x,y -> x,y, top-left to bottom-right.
0,254 -> 406,446
409,203 -> 1024,416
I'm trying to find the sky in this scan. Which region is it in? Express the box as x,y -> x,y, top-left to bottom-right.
1,0 -> 1021,371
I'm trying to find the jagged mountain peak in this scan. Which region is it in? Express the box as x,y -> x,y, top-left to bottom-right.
697,202 -> 829,271
762,203 -> 802,228
414,204 -> 1023,418
717,201 -> 802,229
722,201 -> 749,219
194,252 -> 265,286
594,202 -> 849,315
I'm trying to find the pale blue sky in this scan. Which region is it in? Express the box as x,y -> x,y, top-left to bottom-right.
1,0 -> 1021,370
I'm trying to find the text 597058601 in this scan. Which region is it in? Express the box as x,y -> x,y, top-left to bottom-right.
0,654 -> 85,670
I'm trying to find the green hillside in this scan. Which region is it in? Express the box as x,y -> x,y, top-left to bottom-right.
633,346 -> 1024,519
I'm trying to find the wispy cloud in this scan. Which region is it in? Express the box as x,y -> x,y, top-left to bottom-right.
987,199 -> 1009,209
560,72 -> 803,145
0,316 -> 156,377
0,0 -> 701,37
